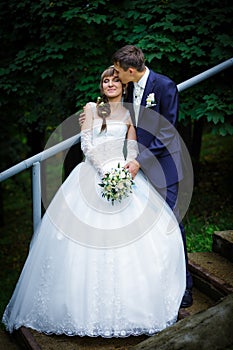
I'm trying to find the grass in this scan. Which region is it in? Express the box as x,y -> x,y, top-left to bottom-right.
0,132 -> 233,328
184,132 -> 233,252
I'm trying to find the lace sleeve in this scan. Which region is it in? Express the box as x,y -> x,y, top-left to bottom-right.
125,111 -> 139,162
126,139 -> 139,162
81,104 -> 103,176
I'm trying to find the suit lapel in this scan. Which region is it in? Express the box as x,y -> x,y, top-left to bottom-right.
124,72 -> 157,127
142,71 -> 156,105
138,70 -> 157,124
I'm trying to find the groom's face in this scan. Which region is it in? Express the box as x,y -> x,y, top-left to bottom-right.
114,63 -> 132,84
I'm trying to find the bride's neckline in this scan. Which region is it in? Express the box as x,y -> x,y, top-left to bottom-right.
93,102 -> 129,122
93,117 -> 127,123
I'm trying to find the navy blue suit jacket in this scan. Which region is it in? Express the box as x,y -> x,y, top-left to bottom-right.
125,69 -> 183,189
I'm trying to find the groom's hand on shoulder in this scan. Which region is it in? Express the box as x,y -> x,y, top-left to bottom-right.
79,106 -> 86,127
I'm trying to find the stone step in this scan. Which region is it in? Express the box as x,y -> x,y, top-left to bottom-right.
11,250 -> 233,350
17,327 -> 148,350
179,250 -> 233,319
178,286 -> 216,317
212,230 -> 233,263
132,294 -> 233,350
0,329 -> 22,350
188,251 -> 233,298
15,287 -> 216,350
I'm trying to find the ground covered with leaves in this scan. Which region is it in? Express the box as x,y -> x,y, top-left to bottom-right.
0,133 -> 233,328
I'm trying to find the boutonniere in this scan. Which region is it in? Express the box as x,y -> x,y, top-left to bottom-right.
145,93 -> 157,108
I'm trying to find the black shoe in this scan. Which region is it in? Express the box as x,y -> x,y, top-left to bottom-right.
180,289 -> 193,308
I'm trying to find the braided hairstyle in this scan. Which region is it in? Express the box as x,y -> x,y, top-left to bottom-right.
96,95 -> 111,133
97,66 -> 117,133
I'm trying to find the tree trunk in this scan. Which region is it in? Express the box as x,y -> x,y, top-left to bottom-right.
177,118 -> 193,154
61,113 -> 84,180
63,143 -> 83,180
0,183 -> 4,227
26,127 -> 45,157
191,118 -> 204,185
132,293 -> 233,350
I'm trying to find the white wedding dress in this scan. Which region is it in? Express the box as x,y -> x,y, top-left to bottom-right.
2,104 -> 186,337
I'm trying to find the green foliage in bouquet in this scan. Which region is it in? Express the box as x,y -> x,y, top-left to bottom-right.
99,163 -> 135,205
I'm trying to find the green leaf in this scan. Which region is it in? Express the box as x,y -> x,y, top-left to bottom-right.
207,111 -> 224,124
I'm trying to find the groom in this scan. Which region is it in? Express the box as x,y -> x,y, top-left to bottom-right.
112,45 -> 193,308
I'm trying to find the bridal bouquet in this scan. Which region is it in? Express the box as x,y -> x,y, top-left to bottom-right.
99,163 -> 134,205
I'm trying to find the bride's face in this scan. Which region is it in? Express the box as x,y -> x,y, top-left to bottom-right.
102,74 -> 122,100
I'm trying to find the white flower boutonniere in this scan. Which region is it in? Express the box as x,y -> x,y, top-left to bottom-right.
145,93 -> 157,108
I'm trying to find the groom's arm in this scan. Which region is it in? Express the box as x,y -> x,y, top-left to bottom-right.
159,78 -> 179,127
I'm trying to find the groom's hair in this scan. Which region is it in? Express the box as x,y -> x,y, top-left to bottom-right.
112,45 -> 145,72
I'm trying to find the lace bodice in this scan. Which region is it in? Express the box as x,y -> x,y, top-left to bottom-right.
81,103 -> 138,175
94,119 -> 127,155
92,120 -> 127,145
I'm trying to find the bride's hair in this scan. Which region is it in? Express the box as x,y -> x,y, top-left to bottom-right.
97,66 -> 121,133
96,94 -> 111,133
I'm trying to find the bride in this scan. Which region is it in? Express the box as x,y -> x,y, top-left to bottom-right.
2,66 -> 186,337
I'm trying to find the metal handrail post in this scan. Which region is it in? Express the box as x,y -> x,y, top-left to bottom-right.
32,162 -> 42,231
0,133 -> 81,183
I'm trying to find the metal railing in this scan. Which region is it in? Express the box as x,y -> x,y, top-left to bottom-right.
1,57 -> 233,231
